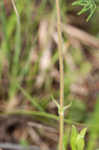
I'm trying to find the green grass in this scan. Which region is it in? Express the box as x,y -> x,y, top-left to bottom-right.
0,0 -> 99,149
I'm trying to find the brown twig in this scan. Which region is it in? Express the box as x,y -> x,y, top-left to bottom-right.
62,24 -> 99,49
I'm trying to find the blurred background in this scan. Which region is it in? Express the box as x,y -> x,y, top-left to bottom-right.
0,0 -> 99,150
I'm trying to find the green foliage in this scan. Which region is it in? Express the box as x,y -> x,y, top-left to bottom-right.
70,126 -> 87,150
87,97 -> 99,150
68,100 -> 86,122
63,128 -> 70,150
72,0 -> 96,21
0,0 -> 99,149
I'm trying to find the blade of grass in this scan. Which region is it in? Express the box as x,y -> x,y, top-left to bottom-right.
87,97 -> 99,150
0,1 -> 10,78
9,0 -> 21,98
0,109 -> 79,125
17,84 -> 44,112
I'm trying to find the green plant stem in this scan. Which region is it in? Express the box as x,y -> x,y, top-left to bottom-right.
55,0 -> 64,150
0,110 -> 77,125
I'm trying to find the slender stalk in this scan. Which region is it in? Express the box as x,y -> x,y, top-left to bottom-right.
55,0 -> 64,150
11,0 -> 20,25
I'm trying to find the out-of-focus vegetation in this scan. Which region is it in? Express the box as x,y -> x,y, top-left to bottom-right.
0,0 -> 99,150
72,0 -> 96,21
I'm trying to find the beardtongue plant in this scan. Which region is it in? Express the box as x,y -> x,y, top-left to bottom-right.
55,0 -> 92,149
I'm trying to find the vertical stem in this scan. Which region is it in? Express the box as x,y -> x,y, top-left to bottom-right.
55,0 -> 64,150
10,0 -> 21,95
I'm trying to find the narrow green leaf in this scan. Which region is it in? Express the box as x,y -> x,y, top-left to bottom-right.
70,126 -> 78,150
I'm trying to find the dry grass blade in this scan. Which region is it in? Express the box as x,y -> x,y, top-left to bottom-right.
62,24 -> 99,49
0,143 -> 40,150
